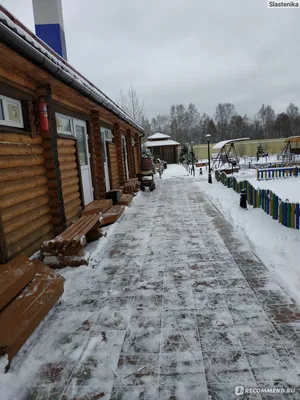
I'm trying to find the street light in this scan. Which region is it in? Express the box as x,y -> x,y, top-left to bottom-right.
206,134 -> 212,184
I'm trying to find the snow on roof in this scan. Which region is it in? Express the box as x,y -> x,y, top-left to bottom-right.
0,6 -> 143,133
145,139 -> 180,147
147,132 -> 171,140
212,138 -> 250,150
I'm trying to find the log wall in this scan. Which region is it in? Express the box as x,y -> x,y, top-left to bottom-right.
91,111 -> 106,198
134,146 -> 139,174
108,143 -> 119,189
0,134 -> 53,261
126,129 -> 135,178
114,123 -> 126,185
45,137 -> 82,226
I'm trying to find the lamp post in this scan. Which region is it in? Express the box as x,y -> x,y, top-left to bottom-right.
206,134 -> 212,184
191,141 -> 195,176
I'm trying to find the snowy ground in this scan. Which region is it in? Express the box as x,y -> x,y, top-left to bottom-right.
1,165 -> 300,400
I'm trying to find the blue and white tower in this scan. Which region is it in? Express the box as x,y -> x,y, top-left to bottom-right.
32,0 -> 68,60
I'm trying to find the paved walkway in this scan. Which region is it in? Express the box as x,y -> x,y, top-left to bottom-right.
5,167 -> 300,399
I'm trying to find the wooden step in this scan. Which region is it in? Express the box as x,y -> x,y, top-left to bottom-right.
120,194 -> 133,206
81,199 -> 113,216
0,255 -> 36,311
0,259 -> 64,364
102,205 -> 125,226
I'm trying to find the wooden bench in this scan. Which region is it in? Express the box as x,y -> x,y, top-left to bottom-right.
81,199 -> 112,216
120,194 -> 133,206
102,205 -> 125,226
41,213 -> 103,268
123,178 -> 140,195
0,256 -> 64,370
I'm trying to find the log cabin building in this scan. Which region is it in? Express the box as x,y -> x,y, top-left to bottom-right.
0,5 -> 144,264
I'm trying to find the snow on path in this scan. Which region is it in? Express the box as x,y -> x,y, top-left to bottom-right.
1,164 -> 300,400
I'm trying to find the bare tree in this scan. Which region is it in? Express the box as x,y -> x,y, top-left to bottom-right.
286,103 -> 299,136
257,104 -> 275,139
214,103 -> 236,140
117,85 -> 145,124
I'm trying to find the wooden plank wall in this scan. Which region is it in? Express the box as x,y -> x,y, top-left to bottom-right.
0,134 -> 53,261
108,143 -> 119,189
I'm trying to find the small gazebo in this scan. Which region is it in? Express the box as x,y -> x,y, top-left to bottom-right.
144,133 -> 180,163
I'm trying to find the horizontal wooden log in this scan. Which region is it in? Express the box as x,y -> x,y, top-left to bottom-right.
0,176 -> 47,197
1,195 -> 49,223
0,155 -> 44,169
57,154 -> 76,164
65,205 -> 82,222
0,143 -> 43,156
57,146 -> 76,155
46,167 -> 78,180
0,133 -> 42,145
6,214 -> 52,247
41,240 -> 85,256
7,223 -> 53,260
49,191 -> 80,208
61,177 -> 79,189
59,162 -> 77,172
3,204 -> 50,234
21,232 -> 53,259
0,185 -> 48,210
65,198 -> 81,213
62,184 -> 80,197
44,155 -> 76,169
42,138 -> 75,149
44,146 -> 75,159
0,165 -> 46,183
51,203 -> 82,226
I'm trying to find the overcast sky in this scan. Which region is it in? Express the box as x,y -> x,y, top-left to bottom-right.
1,0 -> 300,119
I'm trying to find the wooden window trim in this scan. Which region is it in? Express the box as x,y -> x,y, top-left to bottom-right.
0,81 -> 36,136
52,101 -> 91,122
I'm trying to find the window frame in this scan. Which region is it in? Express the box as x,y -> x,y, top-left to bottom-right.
100,127 -> 114,142
55,112 -> 74,136
0,94 -> 24,129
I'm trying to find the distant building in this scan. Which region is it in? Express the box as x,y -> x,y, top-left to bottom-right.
145,133 -> 180,163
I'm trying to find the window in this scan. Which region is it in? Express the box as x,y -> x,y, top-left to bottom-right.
56,113 -> 73,135
0,95 -> 24,128
76,125 -> 88,166
101,127 -> 114,142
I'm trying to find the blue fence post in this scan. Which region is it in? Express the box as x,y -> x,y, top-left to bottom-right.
296,203 -> 300,230
266,190 -> 270,215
